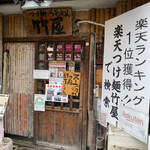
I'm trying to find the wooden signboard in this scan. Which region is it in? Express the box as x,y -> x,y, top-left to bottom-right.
62,71 -> 81,96
23,8 -> 72,37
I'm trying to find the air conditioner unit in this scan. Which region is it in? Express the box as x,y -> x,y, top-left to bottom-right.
107,124 -> 148,150
21,0 -> 52,10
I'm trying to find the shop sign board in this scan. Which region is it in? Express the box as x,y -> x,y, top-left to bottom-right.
101,3 -> 150,143
23,8 -> 72,37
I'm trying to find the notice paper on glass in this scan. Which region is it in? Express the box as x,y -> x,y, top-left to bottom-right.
33,70 -> 50,79
46,83 -> 68,103
34,94 -> 45,111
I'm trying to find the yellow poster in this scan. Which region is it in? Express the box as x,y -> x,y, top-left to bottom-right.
62,71 -> 81,96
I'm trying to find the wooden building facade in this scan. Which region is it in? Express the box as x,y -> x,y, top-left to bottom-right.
1,0 -> 150,150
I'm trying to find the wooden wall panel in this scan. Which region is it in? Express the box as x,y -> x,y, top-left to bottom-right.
36,111 -> 80,149
6,14 -> 27,38
72,10 -> 88,33
96,67 -> 103,87
99,9 -> 105,42
122,1 -> 127,13
4,42 -> 35,137
0,14 -> 2,93
116,1 -> 122,16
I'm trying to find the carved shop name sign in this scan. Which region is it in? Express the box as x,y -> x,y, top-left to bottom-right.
23,8 -> 72,37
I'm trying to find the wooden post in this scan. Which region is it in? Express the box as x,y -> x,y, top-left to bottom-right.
87,8 -> 96,150
0,13 -> 3,94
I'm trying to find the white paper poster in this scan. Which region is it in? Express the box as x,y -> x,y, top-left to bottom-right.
46,83 -> 68,103
101,3 -> 150,143
119,104 -> 149,143
33,70 -> 50,79
0,94 -> 9,118
97,98 -> 107,127
49,61 -> 66,84
34,94 -> 45,111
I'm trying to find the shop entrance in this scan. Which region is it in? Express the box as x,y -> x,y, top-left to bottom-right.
34,40 -> 88,150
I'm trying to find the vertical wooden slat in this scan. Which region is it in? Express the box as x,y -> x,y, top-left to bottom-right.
142,0 -> 147,4
88,9 -> 92,33
3,15 -> 9,38
105,8 -> 110,21
99,9 -> 105,42
110,8 -> 116,19
122,1 -> 127,13
116,1 -> 122,16
127,0 -> 133,11
132,0 -> 137,8
96,9 -> 100,42
137,0 -> 142,6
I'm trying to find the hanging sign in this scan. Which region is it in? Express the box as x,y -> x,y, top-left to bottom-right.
23,8 -> 72,37
62,71 -> 81,96
101,3 -> 150,143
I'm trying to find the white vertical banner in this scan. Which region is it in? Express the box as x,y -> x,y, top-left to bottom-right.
101,3 -> 150,143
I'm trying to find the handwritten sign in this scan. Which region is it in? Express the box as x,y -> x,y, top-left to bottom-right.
62,71 -> 81,96
23,8 -> 72,37
101,3 -> 150,143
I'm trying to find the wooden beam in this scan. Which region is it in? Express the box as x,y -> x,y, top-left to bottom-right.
4,36 -> 87,42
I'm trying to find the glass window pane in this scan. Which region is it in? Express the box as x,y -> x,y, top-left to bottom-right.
65,54 -> 71,61
73,95 -> 80,100
56,44 -> 63,51
47,44 -> 53,51
65,44 -> 72,51
75,63 -> 80,72
66,63 -> 69,71
74,54 -> 81,61
48,53 -> 53,60
63,100 -> 70,108
56,54 -> 62,60
38,62 -> 45,69
39,44 -> 45,51
39,53 -> 45,60
74,44 -> 81,52
37,81 -> 44,88
54,102 -> 61,107
46,101 -> 52,106
37,90 -> 44,94
72,102 -> 79,109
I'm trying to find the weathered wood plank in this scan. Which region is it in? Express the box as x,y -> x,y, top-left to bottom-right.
116,1 -> 122,16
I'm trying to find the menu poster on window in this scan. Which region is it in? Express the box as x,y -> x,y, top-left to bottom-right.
45,83 -> 68,103
49,61 -> 66,84
62,71 -> 81,96
34,94 -> 45,111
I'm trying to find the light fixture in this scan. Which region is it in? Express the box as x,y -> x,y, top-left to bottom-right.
13,0 -> 52,10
